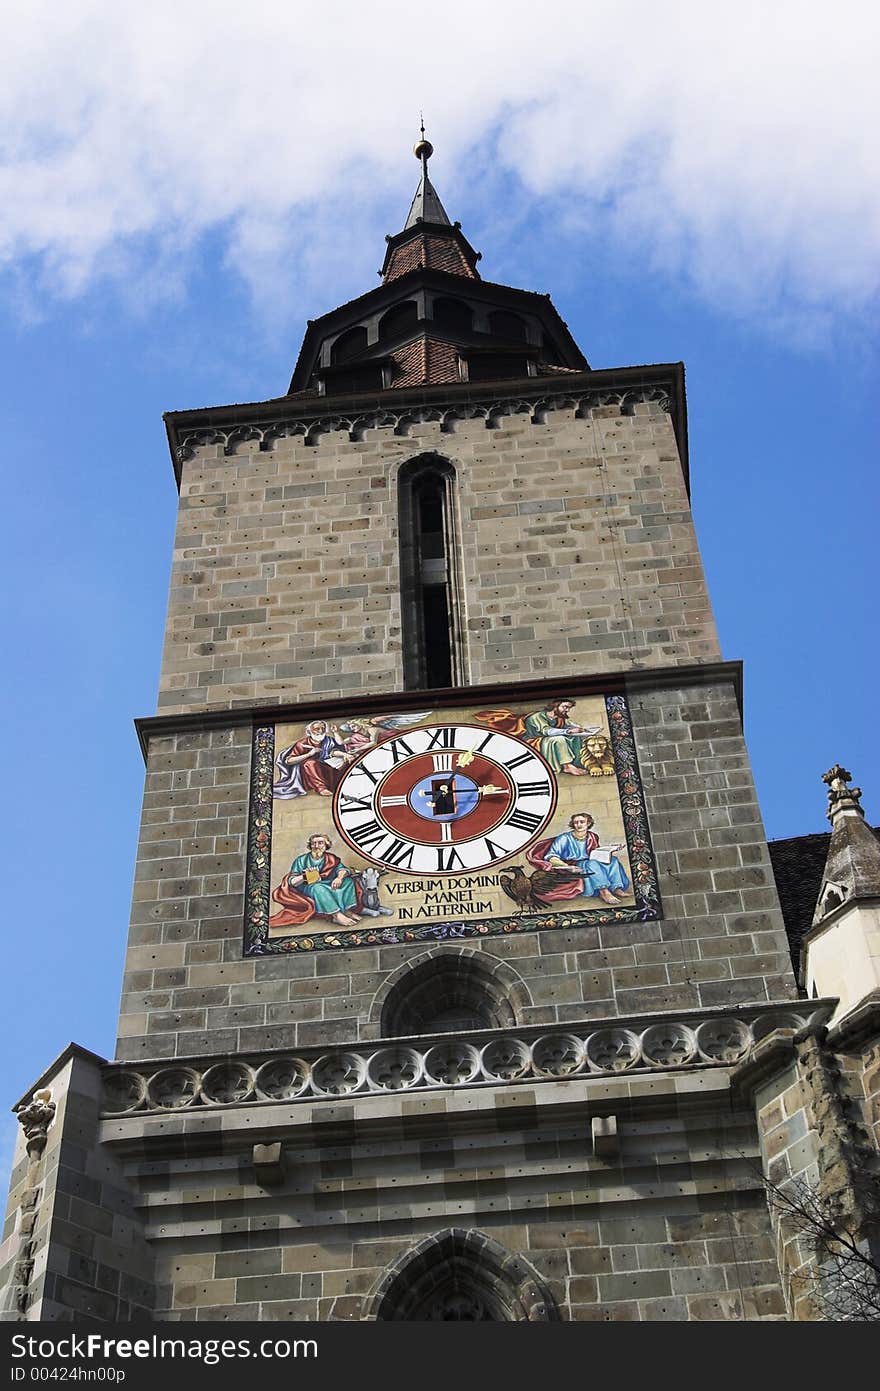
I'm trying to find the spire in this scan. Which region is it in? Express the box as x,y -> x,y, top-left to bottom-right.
404,121 -> 451,230
381,127 -> 480,283
811,765 -> 880,924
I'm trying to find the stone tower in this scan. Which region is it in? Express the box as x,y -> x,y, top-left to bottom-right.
3,139 -> 877,1323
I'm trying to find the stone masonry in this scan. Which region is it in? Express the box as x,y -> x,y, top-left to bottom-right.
159,390 -> 717,713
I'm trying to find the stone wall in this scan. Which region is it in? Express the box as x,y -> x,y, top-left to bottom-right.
98,1069 -> 786,1322
115,675 -> 797,1062
0,1049 -> 154,1322
736,1011 -> 880,1321
158,398 -> 718,714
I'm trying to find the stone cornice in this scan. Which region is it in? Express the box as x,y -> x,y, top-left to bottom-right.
134,659 -> 743,760
163,362 -> 689,494
11,1042 -> 108,1112
826,989 -> 880,1051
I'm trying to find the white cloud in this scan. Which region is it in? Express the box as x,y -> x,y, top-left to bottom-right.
1,0 -> 878,328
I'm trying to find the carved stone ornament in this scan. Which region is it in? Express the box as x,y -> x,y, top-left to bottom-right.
822,764 -> 863,821
100,1005 -> 835,1116
16,1089 -> 55,1159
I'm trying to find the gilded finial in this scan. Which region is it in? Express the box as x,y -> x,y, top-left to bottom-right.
414,114 -> 433,164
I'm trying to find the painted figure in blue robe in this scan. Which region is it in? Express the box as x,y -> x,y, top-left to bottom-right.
542,812 -> 630,905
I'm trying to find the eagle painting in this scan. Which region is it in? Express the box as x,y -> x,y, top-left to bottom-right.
499,865 -> 582,913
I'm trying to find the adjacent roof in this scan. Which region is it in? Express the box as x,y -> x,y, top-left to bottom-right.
769,825 -> 880,974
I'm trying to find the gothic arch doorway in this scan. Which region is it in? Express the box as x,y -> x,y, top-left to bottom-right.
368,1229 -> 559,1321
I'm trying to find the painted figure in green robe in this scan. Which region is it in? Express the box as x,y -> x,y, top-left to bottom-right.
523,700 -> 602,776
270,834 -> 362,929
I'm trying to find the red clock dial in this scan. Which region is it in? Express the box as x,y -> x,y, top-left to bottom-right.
333,723 -> 556,874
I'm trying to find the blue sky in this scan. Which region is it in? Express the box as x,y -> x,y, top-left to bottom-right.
1,3 -> 878,1151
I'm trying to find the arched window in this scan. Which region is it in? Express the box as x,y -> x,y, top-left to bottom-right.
371,1230 -> 559,1321
433,297 -> 473,334
489,309 -> 527,341
540,332 -> 562,363
397,455 -> 463,690
381,955 -> 518,1037
330,325 -> 368,364
378,301 -> 419,342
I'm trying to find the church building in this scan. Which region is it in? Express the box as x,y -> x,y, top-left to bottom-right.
2,137 -> 878,1322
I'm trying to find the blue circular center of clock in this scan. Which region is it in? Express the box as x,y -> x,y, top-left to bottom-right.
408,773 -> 480,823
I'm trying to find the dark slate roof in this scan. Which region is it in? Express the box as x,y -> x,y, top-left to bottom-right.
768,832 -> 830,975
769,825 -> 880,974
404,169 -> 451,229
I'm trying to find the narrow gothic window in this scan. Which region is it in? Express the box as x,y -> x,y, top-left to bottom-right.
398,456 -> 462,690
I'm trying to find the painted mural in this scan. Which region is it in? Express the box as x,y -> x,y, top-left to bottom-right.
244,693 -> 661,954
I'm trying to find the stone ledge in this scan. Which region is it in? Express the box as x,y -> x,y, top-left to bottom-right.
826,988 -> 880,1051
133,661 -> 747,754
100,1000 -> 833,1119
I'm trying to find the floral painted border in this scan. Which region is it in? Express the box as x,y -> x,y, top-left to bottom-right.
244,725 -> 274,955
244,694 -> 661,955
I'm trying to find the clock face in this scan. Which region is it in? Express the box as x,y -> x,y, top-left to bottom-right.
333,723 -> 557,874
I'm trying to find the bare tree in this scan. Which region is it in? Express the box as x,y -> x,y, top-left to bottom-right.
762,1172 -> 880,1321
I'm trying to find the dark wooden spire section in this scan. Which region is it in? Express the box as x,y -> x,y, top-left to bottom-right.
382,225 -> 481,282
286,137 -> 588,395
382,135 -> 481,283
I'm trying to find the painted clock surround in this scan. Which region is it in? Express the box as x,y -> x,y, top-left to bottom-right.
244,687 -> 660,955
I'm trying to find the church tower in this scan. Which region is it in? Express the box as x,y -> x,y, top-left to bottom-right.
4,138 -> 876,1323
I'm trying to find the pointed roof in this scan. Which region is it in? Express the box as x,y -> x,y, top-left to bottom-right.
812,765 -> 880,925
404,163 -> 451,228
404,124 -> 451,228
382,129 -> 481,283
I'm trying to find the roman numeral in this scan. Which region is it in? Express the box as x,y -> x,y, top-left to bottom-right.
480,838 -> 507,861
382,839 -> 416,869
431,752 -> 454,772
379,794 -> 408,806
504,751 -> 534,770
506,808 -> 543,833
348,819 -> 387,850
388,737 -> 415,764
425,727 -> 456,750
436,847 -> 465,871
348,762 -> 382,786
440,821 -> 453,842
515,779 -> 551,798
340,793 -> 373,812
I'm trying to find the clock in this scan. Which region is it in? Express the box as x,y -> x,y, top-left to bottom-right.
332,723 -> 557,874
